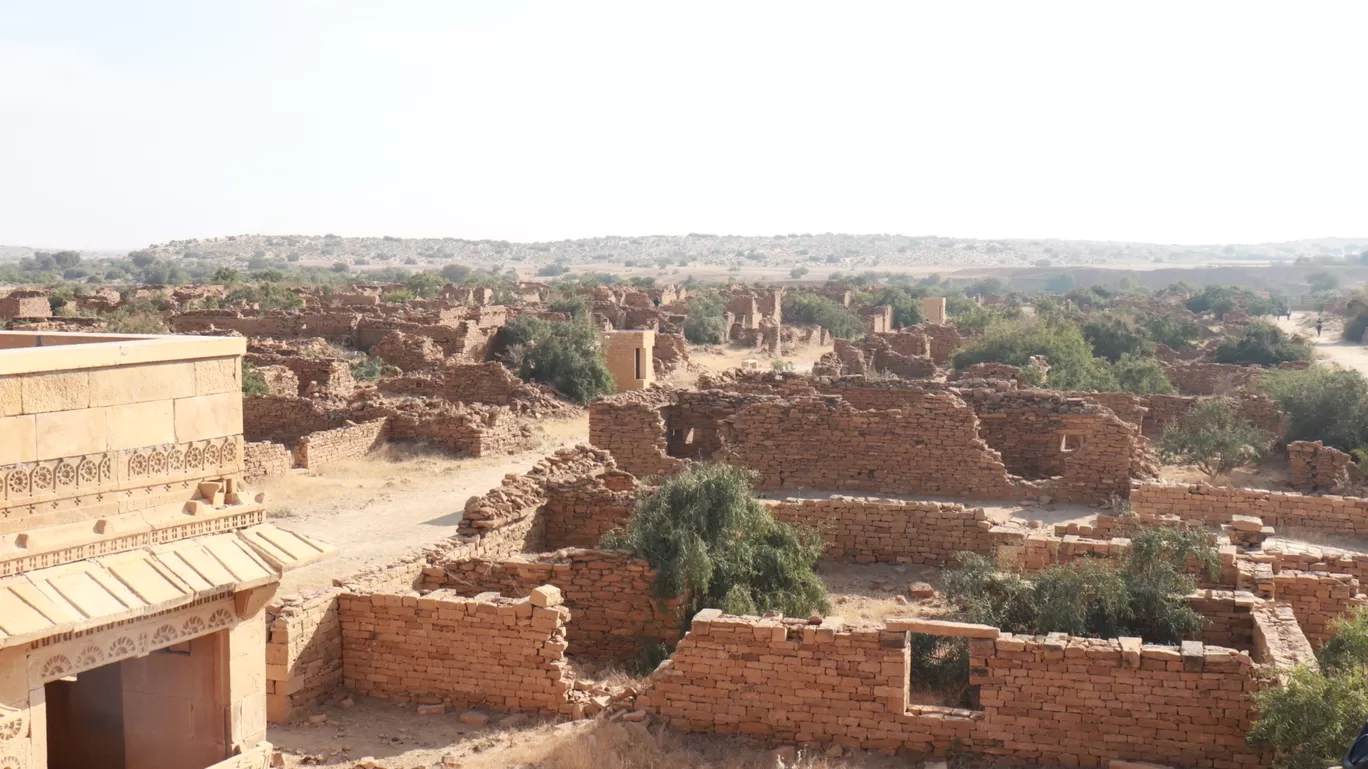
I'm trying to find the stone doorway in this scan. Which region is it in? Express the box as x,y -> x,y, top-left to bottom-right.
44,630 -> 231,769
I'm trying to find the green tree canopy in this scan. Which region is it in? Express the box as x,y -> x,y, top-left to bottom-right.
953,318 -> 1117,391
603,463 -> 828,619
1158,396 -> 1270,479
1214,322 -> 1312,366
517,319 -> 616,404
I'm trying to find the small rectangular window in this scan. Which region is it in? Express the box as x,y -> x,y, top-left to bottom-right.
634,348 -> 643,380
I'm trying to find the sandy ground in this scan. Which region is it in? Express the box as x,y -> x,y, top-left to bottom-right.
1277,311 -> 1368,374
267,415 -> 590,594
269,698 -> 912,769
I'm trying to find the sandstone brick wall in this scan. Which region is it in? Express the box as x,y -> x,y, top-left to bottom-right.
372,400 -> 537,458
445,361 -> 521,405
1143,393 -> 1284,442
541,470 -> 638,549
0,294 -> 52,318
1188,590 -> 1257,649
243,396 -> 344,445
1132,482 -> 1368,538
718,394 -> 1036,500
639,612 -> 1258,767
257,364 -> 301,396
421,549 -> 682,661
652,333 -> 689,376
1263,541 -> 1368,586
765,497 -> 996,565
339,590 -> 575,714
588,393 -> 684,479
1253,602 -> 1317,671
1163,362 -> 1261,395
295,418 -> 388,469
266,589 -> 344,723
244,441 -> 292,480
371,330 -> 445,371
1255,568 -> 1364,648
1289,440 -> 1353,493
908,323 -> 963,362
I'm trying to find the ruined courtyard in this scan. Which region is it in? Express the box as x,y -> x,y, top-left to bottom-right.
1,277 -> 1365,769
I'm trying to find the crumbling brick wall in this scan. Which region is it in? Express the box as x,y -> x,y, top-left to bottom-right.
765,497 -> 996,565
243,396 -> 345,445
1255,569 -> 1365,648
1132,482 -> 1368,538
639,612 -> 1259,766
1142,393 -> 1284,441
244,441 -> 292,480
1289,440 -> 1353,493
382,401 -> 536,457
718,394 -> 1034,499
266,588 -> 344,723
907,323 -> 963,363
296,418 -> 389,469
256,364 -> 301,396
588,392 -> 685,479
1163,362 -> 1262,395
420,550 -> 682,661
445,361 -> 522,405
339,589 -> 576,714
652,333 -> 689,376
541,470 -> 638,549
371,330 -> 446,372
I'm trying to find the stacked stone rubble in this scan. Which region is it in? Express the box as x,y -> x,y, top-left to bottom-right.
1289,440 -> 1354,493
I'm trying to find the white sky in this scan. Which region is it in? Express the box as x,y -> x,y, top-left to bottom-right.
1,1 -> 1366,250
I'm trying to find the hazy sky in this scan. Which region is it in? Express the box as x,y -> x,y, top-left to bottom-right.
2,1 -> 1366,250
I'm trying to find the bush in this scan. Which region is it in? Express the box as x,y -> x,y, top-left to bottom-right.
952,319 -> 1117,391
1158,396 -> 1269,479
350,356 -> 387,382
784,293 -> 865,339
603,464 -> 828,619
1214,322 -> 1312,365
518,320 -> 616,404
1136,312 -> 1202,349
1111,353 -> 1173,394
1081,313 -> 1152,363
242,362 -> 269,396
1248,666 -> 1368,769
876,286 -> 925,328
941,525 -> 1216,644
1259,366 -> 1368,452
537,262 -> 570,277
682,297 -> 728,345
788,265 -> 809,279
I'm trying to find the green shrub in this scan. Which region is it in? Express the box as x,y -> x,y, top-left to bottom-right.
518,319 -> 616,404
1158,396 -> 1269,479
1260,366 -> 1368,452
941,526 -> 1216,644
683,297 -> 729,345
242,362 -> 269,395
350,356 -> 386,382
953,318 -> 1117,391
784,293 -> 865,339
1081,313 -> 1153,362
1248,666 -> 1368,769
1136,312 -> 1203,349
1111,353 -> 1173,394
602,463 -> 828,619
876,286 -> 925,327
1214,322 -> 1312,365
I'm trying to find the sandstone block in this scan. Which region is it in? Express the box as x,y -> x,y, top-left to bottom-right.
459,710 -> 489,727
530,585 -> 563,607
35,407 -> 107,460
21,370 -> 90,413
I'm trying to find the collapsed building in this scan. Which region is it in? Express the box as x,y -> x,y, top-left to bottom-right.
0,330 -> 332,769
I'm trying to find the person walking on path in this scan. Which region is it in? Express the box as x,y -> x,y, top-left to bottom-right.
1317,317 -> 1324,337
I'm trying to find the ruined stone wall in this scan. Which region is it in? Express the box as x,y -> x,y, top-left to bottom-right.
719,394 -> 1033,499
370,330 -> 445,372
765,497 -> 996,565
1163,362 -> 1261,395
243,396 -> 344,445
1258,569 -> 1364,648
1188,590 -> 1257,650
541,471 -> 638,549
640,612 -> 1258,767
295,418 -> 389,469
376,372 -> 446,398
1132,482 -> 1368,538
652,332 -> 689,376
908,323 -> 963,363
256,364 -> 301,396
1289,440 -> 1353,493
0,295 -> 52,318
1263,542 -> 1368,587
445,361 -> 522,405
339,590 -> 575,714
421,550 -> 682,661
588,393 -> 684,479
266,589 -> 344,722
243,441 -> 292,480
1143,393 -> 1284,441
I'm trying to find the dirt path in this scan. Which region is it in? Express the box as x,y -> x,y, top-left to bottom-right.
266,416 -> 589,594
1277,311 -> 1368,375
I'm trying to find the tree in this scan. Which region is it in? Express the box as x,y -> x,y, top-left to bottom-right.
1081,313 -> 1152,363
877,286 -> 925,327
1259,366 -> 1368,452
1111,353 -> 1173,394
330,262 -> 350,273
1307,270 -> 1340,293
440,263 -> 472,283
940,525 -> 1216,644
1214,322 -> 1312,366
1158,397 -> 1270,479
1248,608 -> 1368,769
518,320 -> 616,404
1136,312 -> 1202,349
953,318 -> 1117,391
683,296 -> 729,345
212,267 -> 240,285
1044,272 -> 1076,293
784,293 -> 865,339
602,463 -> 828,619
789,265 -> 809,279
